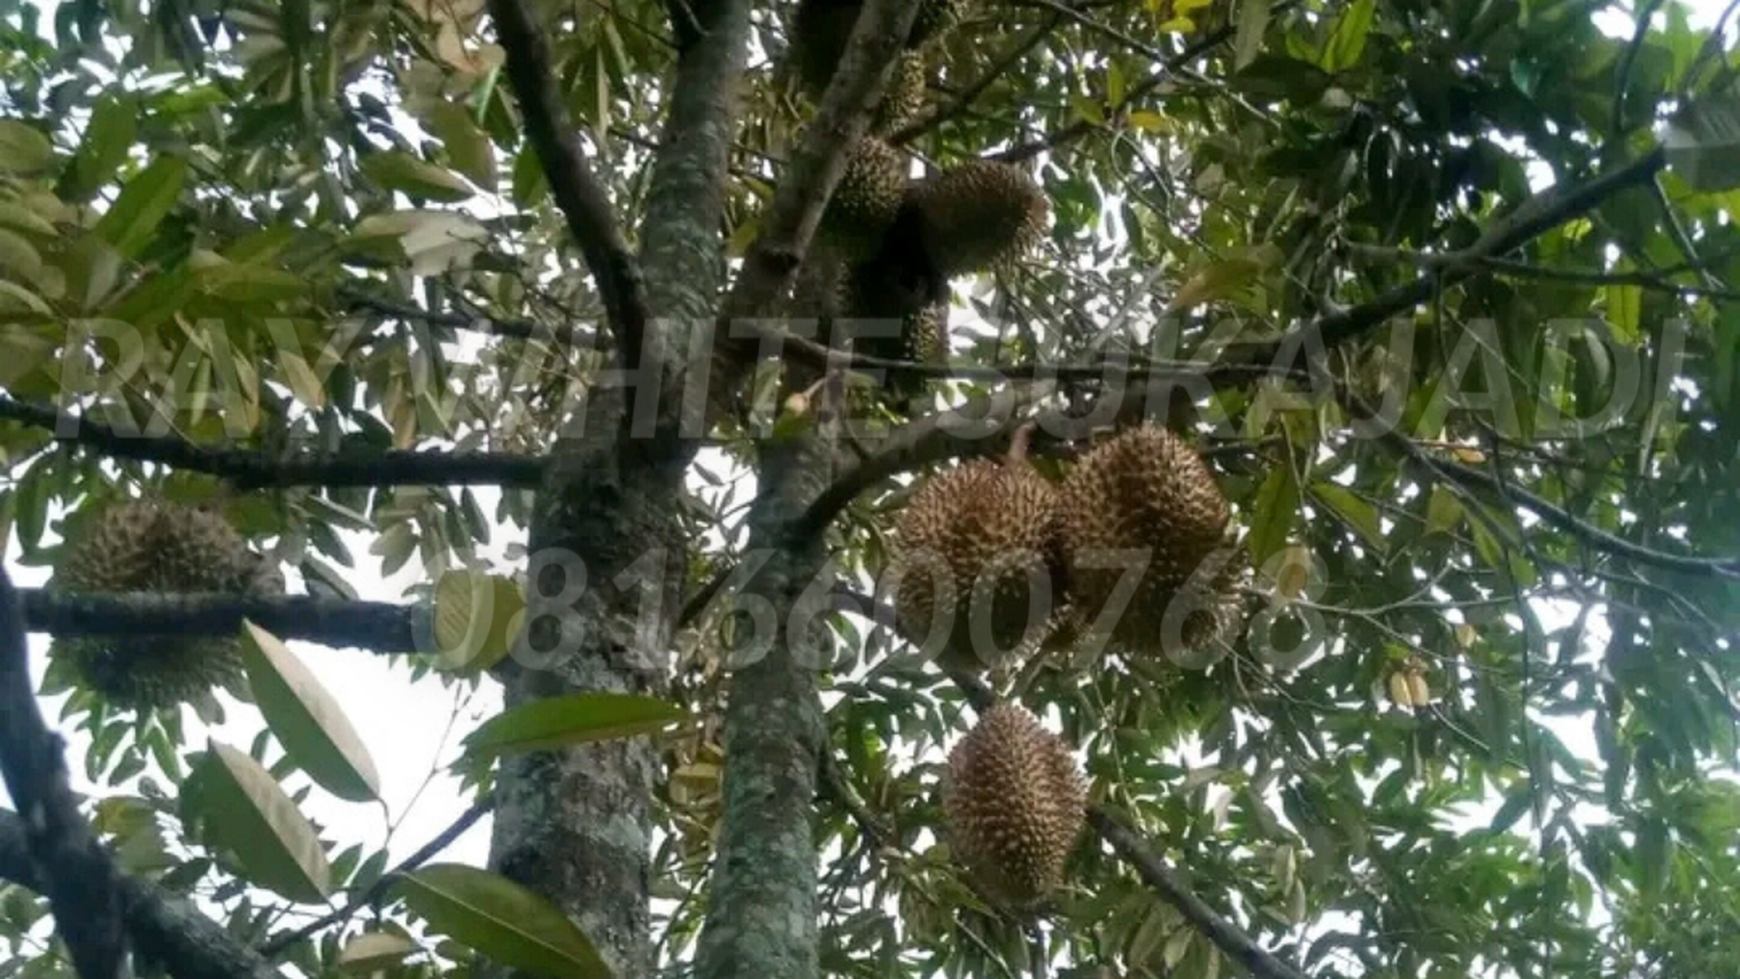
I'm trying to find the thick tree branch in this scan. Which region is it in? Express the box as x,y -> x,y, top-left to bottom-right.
0,395 -> 544,489
20,590 -> 424,655
487,0 -> 650,367
703,0 -> 929,422
636,0 -> 756,450
0,565 -> 130,979
0,811 -> 283,979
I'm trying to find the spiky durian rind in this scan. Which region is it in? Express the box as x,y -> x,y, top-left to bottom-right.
909,160 -> 1049,278
49,499 -> 284,711
1055,425 -> 1232,662
889,460 -> 1064,671
818,136 -> 909,260
942,702 -> 1086,907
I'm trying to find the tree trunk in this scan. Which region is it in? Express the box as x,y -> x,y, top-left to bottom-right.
485,389 -> 687,979
695,437 -> 836,979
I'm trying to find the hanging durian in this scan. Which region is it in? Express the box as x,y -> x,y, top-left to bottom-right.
941,702 -> 1086,908
48,498 -> 284,711
887,428 -> 1063,672
903,159 -> 1050,279
816,136 -> 909,261
1055,424 -> 1241,662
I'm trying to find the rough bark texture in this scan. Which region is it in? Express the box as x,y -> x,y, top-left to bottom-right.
485,388 -> 687,979
694,438 -> 836,979
482,0 -> 750,967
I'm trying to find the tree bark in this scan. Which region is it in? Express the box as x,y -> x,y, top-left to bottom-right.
694,437 -> 836,979
484,389 -> 687,979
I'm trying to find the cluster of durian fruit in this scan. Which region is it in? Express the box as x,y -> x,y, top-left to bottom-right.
46,498 -> 283,712
782,0 -> 1051,410
898,423 -> 1245,908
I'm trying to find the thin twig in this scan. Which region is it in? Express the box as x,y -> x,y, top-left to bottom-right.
260,795 -> 495,957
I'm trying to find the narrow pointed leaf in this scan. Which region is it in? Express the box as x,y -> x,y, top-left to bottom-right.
462,694 -> 685,760
198,741 -> 333,903
395,863 -> 613,979
240,621 -> 381,802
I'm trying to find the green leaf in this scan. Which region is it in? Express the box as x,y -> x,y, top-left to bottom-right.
1246,465 -> 1300,568
1232,0 -> 1269,70
0,121 -> 55,173
349,210 -> 490,276
94,156 -> 189,259
239,621 -> 381,803
431,568 -> 524,673
1603,259 -> 1641,342
1662,95 -> 1740,191
197,740 -> 333,903
1310,482 -> 1384,552
1488,784 -> 1533,834
462,693 -> 686,761
0,201 -> 59,238
1320,0 -> 1376,73
0,230 -> 44,285
429,100 -> 498,191
62,97 -> 138,201
394,863 -> 614,979
337,931 -> 420,974
1163,253 -> 1272,314
361,150 -> 475,202
1424,484 -> 1463,535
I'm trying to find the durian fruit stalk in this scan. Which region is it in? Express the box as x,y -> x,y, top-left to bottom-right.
1056,424 -> 1239,663
48,498 -> 285,711
905,160 -> 1049,278
941,702 -> 1086,908
886,427 -> 1063,671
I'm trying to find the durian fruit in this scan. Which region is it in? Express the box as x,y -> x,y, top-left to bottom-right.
49,498 -> 285,711
817,136 -> 908,260
906,160 -> 1049,279
941,702 -> 1086,908
887,438 -> 1063,672
870,52 -> 927,135
1056,424 -> 1235,663
845,299 -> 947,415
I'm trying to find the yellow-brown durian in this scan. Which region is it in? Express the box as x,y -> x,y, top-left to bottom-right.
1056,424 -> 1234,662
49,498 -> 284,711
941,702 -> 1086,907
887,453 -> 1062,672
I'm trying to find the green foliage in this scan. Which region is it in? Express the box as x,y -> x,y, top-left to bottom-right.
0,0 -> 1738,976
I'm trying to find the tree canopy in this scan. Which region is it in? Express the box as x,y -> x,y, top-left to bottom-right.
1,0 -> 1739,978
